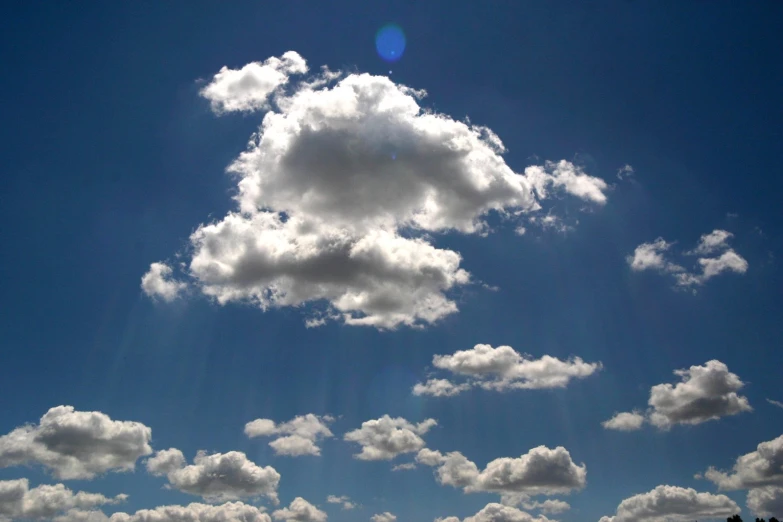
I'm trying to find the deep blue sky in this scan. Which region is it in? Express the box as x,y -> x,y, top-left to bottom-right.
1,2 -> 782,521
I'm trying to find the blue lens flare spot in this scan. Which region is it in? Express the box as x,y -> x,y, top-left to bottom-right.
375,24 -> 406,63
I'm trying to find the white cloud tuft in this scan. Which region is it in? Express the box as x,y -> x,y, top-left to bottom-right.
370,513 -> 396,522
413,344 -> 601,397
461,503 -> 555,522
0,406 -> 152,480
391,462 -> 417,471
92,501 -> 273,522
272,497 -> 327,522
520,500 -> 570,515
417,445 -> 586,497
605,360 -> 751,431
686,229 -> 734,256
200,52 -> 308,114
245,414 -> 334,457
344,416 -> 436,461
628,229 -> 748,288
141,262 -> 188,302
325,495 -> 355,510
597,485 -> 739,522
647,360 -> 752,429
145,53 -> 610,329
0,479 -> 126,520
747,486 -> 783,518
702,434 -> 783,490
768,399 -> 783,409
145,449 -> 280,504
601,411 -> 645,431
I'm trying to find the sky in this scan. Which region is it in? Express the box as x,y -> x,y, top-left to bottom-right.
1,2 -> 782,522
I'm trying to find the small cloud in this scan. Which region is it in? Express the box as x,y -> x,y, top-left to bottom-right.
767,398 -> 783,409
391,462 -> 417,471
326,495 -> 357,510
616,164 -> 635,180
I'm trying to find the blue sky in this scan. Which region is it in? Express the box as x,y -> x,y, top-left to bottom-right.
1,2 -> 782,522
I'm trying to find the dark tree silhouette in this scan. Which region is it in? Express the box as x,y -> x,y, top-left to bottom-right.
771,518 -> 780,522
728,516 -> 742,522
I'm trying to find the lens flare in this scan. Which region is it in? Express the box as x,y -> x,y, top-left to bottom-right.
375,24 -> 406,63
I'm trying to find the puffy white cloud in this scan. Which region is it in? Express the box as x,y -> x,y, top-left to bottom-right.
703,434 -> 783,490
519,500 -> 570,515
325,495 -> 355,510
145,53 -> 610,329
272,497 -> 326,522
370,513 -> 396,522
627,239 -> 682,273
747,486 -> 783,518
54,509 -> 114,522
413,344 -> 601,397
628,229 -> 748,288
0,406 -> 153,480
597,485 -> 739,522
647,360 -> 751,429
0,478 -> 126,520
200,52 -> 308,114
108,501 -> 272,522
462,503 -> 555,522
344,416 -> 436,461
417,446 -> 586,497
601,411 -> 645,431
687,229 -> 734,256
412,379 -> 471,397
605,360 -> 751,431
146,449 -> 280,503
141,262 -> 188,302
245,414 -> 334,457
146,448 -> 187,476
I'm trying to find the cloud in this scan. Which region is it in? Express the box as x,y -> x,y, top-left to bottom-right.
417,445 -> 586,497
456,503 -> 555,522
768,399 -> 783,409
272,497 -> 326,522
604,360 -> 751,431
601,411 -> 645,431
370,513 -> 396,522
628,229 -> 748,288
747,486 -> 783,518
325,495 -> 356,510
344,416 -> 436,461
647,360 -> 751,429
144,53 -> 611,329
141,262 -> 188,302
200,52 -> 308,114
686,229 -> 735,256
702,434 -> 783,490
0,478 -> 126,520
0,405 -> 153,480
413,344 -> 601,397
391,462 -> 417,471
145,449 -> 280,504
519,500 -> 569,515
627,238 -> 682,273
616,164 -> 634,180
75,501 -> 274,522
597,485 -> 739,522
245,414 -> 334,457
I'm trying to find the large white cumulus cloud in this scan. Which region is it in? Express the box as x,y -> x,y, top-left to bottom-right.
598,485 -> 739,522
0,406 -> 152,480
142,51 -> 610,328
